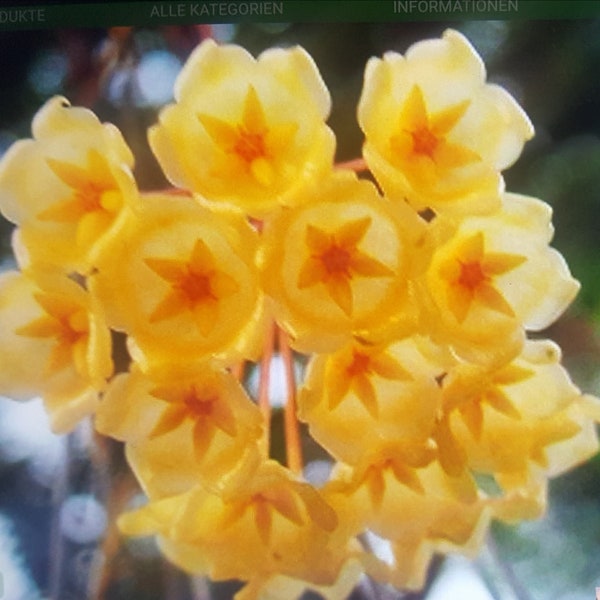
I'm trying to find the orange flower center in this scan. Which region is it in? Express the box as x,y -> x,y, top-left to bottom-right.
177,271 -> 215,304
410,126 -> 439,158
458,260 -> 487,290
40,149 -> 121,223
437,232 -> 527,322
297,217 -> 394,316
15,293 -> 88,374
234,128 -> 268,164
144,239 -> 239,334
389,85 -> 480,179
182,388 -> 215,417
347,351 -> 371,378
320,243 -> 352,277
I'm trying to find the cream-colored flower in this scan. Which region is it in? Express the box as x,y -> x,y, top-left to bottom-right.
0,96 -> 138,273
0,268 -> 112,432
298,335 -> 441,465
96,362 -> 264,498
90,193 -> 265,368
119,460 -> 346,591
442,339 -> 599,490
149,39 -> 335,217
358,29 -> 533,215
422,192 -> 580,363
259,170 -> 424,353
325,454 -> 489,591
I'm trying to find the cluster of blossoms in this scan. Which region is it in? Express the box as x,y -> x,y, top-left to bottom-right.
0,29 -> 599,599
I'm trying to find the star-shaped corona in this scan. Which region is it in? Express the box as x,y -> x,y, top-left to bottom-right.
260,169 -> 424,353
297,216 -> 394,317
0,268 -> 112,431
198,85 -> 299,189
389,85 -> 481,183
436,231 -> 526,324
144,239 -> 240,336
90,193 -> 265,368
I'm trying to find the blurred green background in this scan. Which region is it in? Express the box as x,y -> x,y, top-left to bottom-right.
0,19 -> 600,600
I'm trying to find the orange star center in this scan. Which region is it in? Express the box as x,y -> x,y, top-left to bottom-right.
149,380 -> 237,460
177,272 -> 214,304
347,350 -> 371,378
39,149 -> 122,222
297,216 -> 394,316
438,232 -> 526,322
410,126 -> 440,158
234,128 -> 268,164
198,85 -> 298,187
390,85 -> 480,177
320,244 -> 352,277
144,239 -> 239,335
182,388 -> 216,417
458,260 -> 487,290
15,292 -> 89,375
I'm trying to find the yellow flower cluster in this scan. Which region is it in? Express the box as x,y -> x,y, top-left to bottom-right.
0,29 -> 598,599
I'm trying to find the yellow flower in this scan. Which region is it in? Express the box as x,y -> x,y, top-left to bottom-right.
96,362 -> 264,498
325,452 -> 489,591
298,335 -> 441,465
120,460 -> 345,590
0,268 -> 112,432
259,170 -> 424,353
0,33 -> 597,600
149,39 -> 335,218
440,339 -> 599,488
422,192 -> 580,363
234,559 -> 363,600
489,477 -> 549,523
90,193 -> 265,368
0,96 -> 138,273
143,238 -> 241,334
298,216 -> 395,317
358,29 -> 534,215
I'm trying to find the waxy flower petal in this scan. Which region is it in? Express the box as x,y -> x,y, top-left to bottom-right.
0,96 -> 138,273
121,460 -> 346,589
358,29 -> 534,215
90,193 -> 265,367
149,39 -> 335,217
0,268 -> 112,432
299,336 -> 441,465
96,362 -> 263,497
325,457 -> 489,591
260,170 -> 424,353
423,193 -> 580,363
234,559 -> 363,600
442,339 -> 599,487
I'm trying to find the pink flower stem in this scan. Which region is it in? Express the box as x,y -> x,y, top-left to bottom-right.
277,327 -> 304,474
335,157 -> 368,172
230,360 -> 246,381
258,320 -> 275,453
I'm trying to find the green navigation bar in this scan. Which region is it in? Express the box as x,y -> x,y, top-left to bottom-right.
0,1 -> 599,31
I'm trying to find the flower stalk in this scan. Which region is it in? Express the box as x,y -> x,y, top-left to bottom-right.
277,327 -> 304,475
257,319 -> 275,456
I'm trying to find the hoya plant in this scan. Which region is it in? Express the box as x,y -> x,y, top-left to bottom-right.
0,28 -> 598,599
